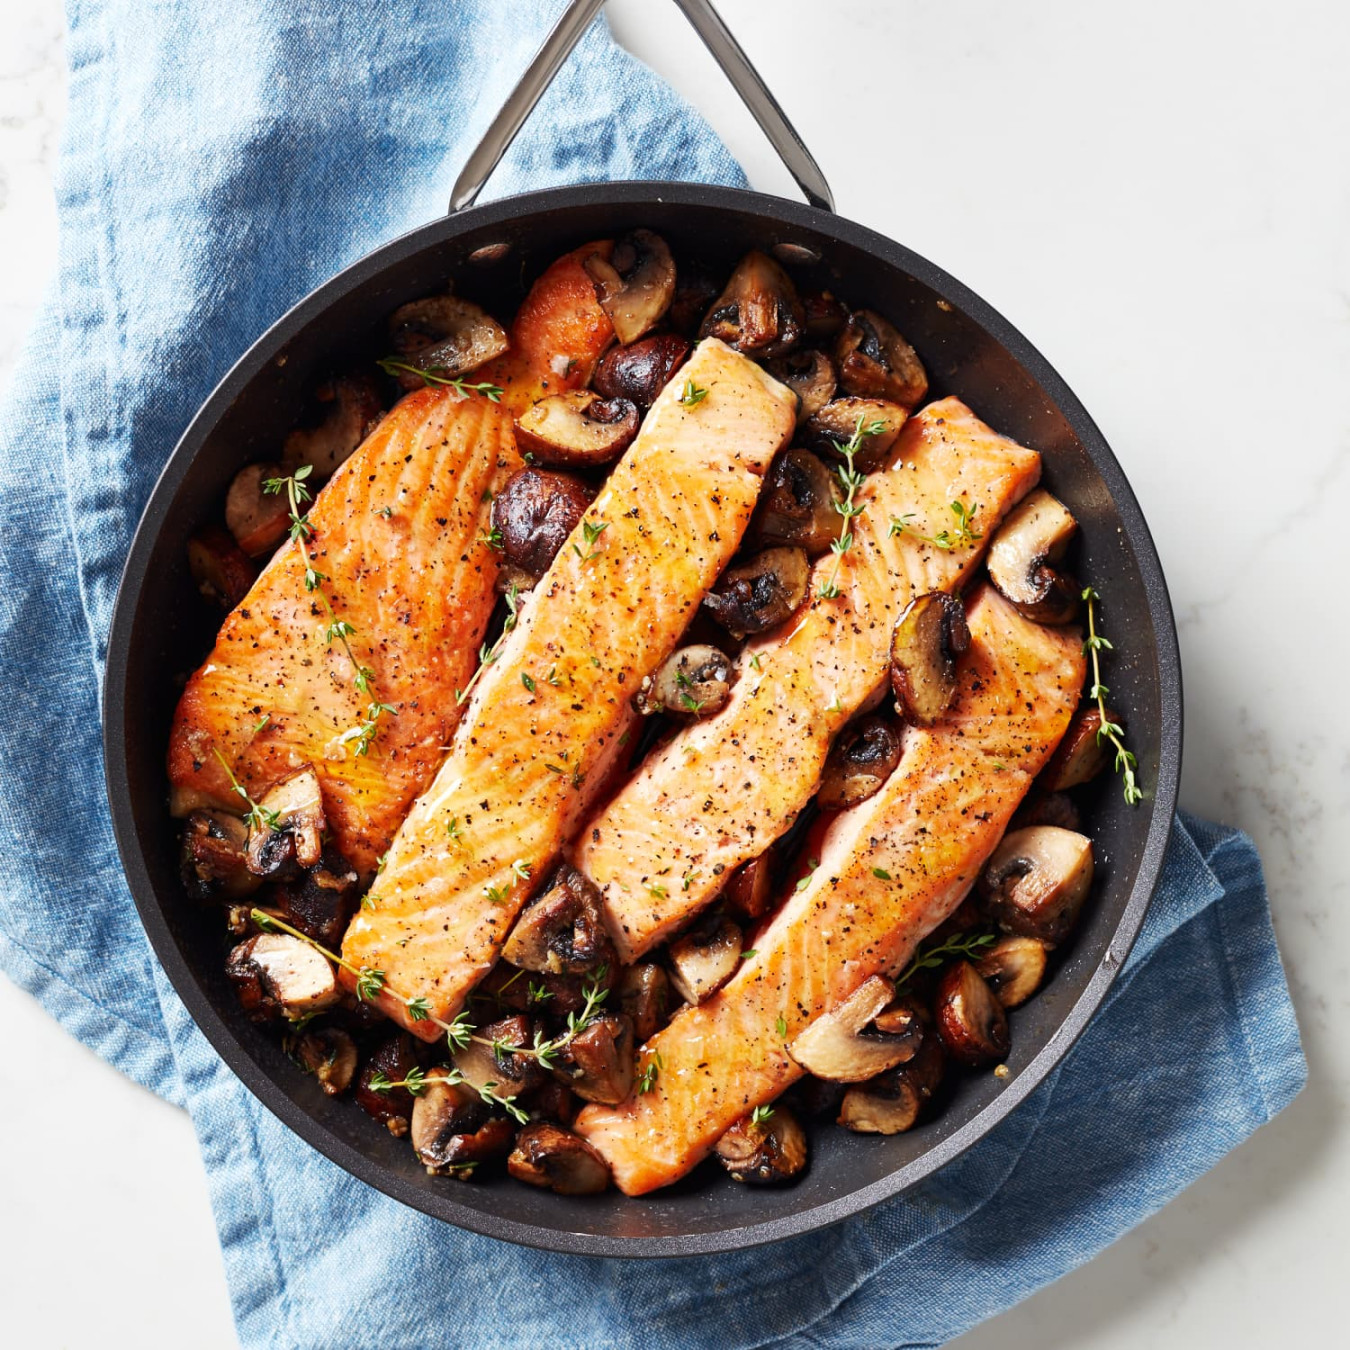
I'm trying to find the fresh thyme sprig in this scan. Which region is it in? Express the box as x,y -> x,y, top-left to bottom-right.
210,745 -> 280,832
888,499 -> 982,551
749,1104 -> 775,1127
572,519 -> 608,563
376,357 -> 503,403
894,930 -> 997,991
455,583 -> 522,706
678,379 -> 708,407
819,414 -> 886,600
1081,585 -> 1142,805
368,1067 -> 428,1097
637,1050 -> 664,1094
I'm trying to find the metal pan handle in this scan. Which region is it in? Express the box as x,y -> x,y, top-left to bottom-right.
449,0 -> 834,213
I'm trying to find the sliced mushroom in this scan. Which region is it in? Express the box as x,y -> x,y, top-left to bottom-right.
838,1034 -> 946,1134
501,863 -> 614,976
890,592 -> 971,726
1010,790 -> 1082,833
187,525 -> 257,609
801,289 -> 850,341
551,1014 -> 635,1105
765,349 -> 837,423
272,848 -> 359,949
491,467 -> 594,581
290,1026 -> 358,1096
1040,707 -> 1119,790
751,449 -> 838,555
979,825 -> 1095,944
453,1015 -> 546,1097
976,936 -> 1051,1009
617,963 -> 672,1044
355,1033 -> 420,1135
584,229 -> 676,344
281,372 -> 384,479
522,1079 -> 580,1128
668,915 -> 742,1005
410,1068 -> 512,1174
592,333 -> 690,410
514,391 -> 640,467
834,309 -> 928,409
714,1106 -> 807,1185
634,644 -> 733,718
934,960 -> 1010,1067
244,766 -> 325,878
180,810 -> 260,902
985,489 -> 1081,625
792,1075 -> 846,1120
703,547 -> 810,638
699,250 -> 803,358
225,462 -> 291,558
479,960 -> 601,1018
721,854 -> 773,923
801,397 -> 907,470
818,716 -> 903,811
667,260 -> 721,338
507,1121 -> 611,1195
226,933 -> 340,1021
788,975 -> 921,1082
387,293 -> 509,383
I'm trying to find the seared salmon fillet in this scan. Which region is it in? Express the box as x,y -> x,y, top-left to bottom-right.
340,339 -> 797,1036
574,585 -> 1084,1194
578,398 -> 1042,961
167,389 -> 519,874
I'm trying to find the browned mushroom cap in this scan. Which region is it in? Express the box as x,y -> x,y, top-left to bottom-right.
721,854 -> 774,923
617,963 -> 672,1044
521,1079 -> 580,1128
668,915 -> 742,1004
818,716 -> 903,811
290,1026 -> 358,1096
187,525 -> 258,610
634,644 -> 734,718
838,1034 -> 946,1134
979,825 -> 1094,944
975,936 -> 1050,1009
281,373 -> 384,479
410,1067 -> 511,1174
703,546 -> 810,638
801,397 -> 907,470
514,391 -> 640,467
834,310 -> 928,409
490,467 -> 594,581
272,848 -> 359,949
788,975 -> 922,1082
666,260 -> 721,338
699,250 -> 803,358
765,349 -> 837,424
225,462 -> 291,558
714,1105 -> 807,1184
181,810 -> 261,902
478,960 -> 604,1018
750,449 -> 838,555
1040,706 -> 1120,790
453,1014 -> 546,1097
801,290 -> 850,341
387,293 -> 510,382
551,1014 -> 635,1105
508,1121 -> 611,1195
355,1033 -> 421,1135
592,333 -> 690,410
934,960 -> 1010,1067
226,933 -> 340,1022
1010,790 -> 1082,833
584,229 -> 676,344
245,766 -> 325,879
890,592 -> 971,726
502,863 -> 614,976
985,489 -> 1081,625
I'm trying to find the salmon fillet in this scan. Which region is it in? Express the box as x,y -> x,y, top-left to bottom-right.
578,398 -> 1042,961
340,339 -> 797,1036
574,585 -> 1084,1194
167,389 -> 520,875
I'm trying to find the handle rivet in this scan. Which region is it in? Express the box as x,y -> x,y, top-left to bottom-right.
468,242 -> 513,265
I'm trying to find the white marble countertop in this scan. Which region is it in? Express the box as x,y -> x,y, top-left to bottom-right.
2,2 -> 1346,1345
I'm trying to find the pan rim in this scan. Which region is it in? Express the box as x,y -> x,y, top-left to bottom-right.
102,179 -> 1182,1258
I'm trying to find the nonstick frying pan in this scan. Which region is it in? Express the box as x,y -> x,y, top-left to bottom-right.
103,0 -> 1182,1257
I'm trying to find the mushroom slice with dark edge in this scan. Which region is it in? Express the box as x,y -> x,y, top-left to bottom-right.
765,349 -> 837,424
985,489 -> 1081,625
703,546 -> 810,638
508,1121 -> 611,1195
514,391 -> 640,467
272,847 -> 359,949
225,462 -> 291,558
290,1027 -> 358,1096
592,333 -> 690,410
226,933 -> 340,1022
634,644 -> 733,718
491,467 -> 595,582
721,853 -> 773,923
244,766 -> 325,879
838,1034 -> 945,1134
551,1014 -> 635,1105
979,825 -> 1095,944
787,975 -> 921,1082
181,809 -> 260,901
1040,706 -> 1120,790
1010,789 -> 1082,833
502,863 -> 614,976
387,293 -> 509,383
699,250 -> 803,358
617,964 -> 671,1044
751,448 -> 838,555
801,397 -> 907,470
976,936 -> 1050,1010
801,289 -> 850,341
281,372 -> 384,479
666,259 -> 721,337
890,592 -> 971,726
187,525 -> 257,610
934,960 -> 1010,1067
834,309 -> 928,409
410,1068 -> 514,1175
667,915 -> 742,1004
714,1106 -> 807,1185
355,1033 -> 421,1136
817,716 -> 903,811
523,1080 -> 580,1128
453,1015 -> 545,1097
584,229 -> 676,345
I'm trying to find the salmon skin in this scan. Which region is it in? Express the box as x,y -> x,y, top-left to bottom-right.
340,339 -> 797,1037
167,389 -> 520,876
574,586 -> 1085,1195
578,397 -> 1042,962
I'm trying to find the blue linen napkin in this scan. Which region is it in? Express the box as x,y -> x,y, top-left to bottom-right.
0,2 -> 1305,1346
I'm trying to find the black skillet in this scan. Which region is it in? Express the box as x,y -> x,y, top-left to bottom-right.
102,0 -> 1182,1257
